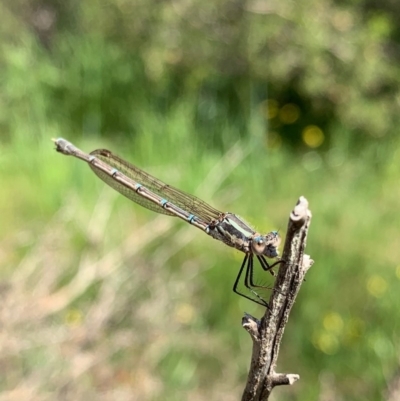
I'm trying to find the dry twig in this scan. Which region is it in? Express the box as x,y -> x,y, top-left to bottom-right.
241,196 -> 313,401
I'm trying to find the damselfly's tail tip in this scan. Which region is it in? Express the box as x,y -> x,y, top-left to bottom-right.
52,137 -> 70,154
51,138 -> 61,152
51,137 -> 65,143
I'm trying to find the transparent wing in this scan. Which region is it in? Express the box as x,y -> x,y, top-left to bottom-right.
89,149 -> 222,222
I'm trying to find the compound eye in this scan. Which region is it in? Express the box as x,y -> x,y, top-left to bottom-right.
251,236 -> 266,255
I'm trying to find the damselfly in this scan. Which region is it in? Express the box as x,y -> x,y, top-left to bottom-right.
53,138 -> 282,306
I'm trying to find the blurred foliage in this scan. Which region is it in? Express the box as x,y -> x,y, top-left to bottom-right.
1,0 -> 400,151
1,0 -> 400,401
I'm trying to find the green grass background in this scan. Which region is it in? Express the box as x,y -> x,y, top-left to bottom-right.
1,1 -> 400,400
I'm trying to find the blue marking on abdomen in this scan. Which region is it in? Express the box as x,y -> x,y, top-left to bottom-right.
160,199 -> 168,207
110,168 -> 118,176
134,183 -> 142,191
187,214 -> 195,223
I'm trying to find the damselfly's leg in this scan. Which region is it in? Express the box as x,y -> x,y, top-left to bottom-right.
233,254 -> 269,307
243,255 -> 271,307
257,255 -> 285,276
255,256 -> 286,296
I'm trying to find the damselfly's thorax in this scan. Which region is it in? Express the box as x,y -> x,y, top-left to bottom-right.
207,214 -> 280,257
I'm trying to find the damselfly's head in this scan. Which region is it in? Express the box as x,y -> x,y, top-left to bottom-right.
251,230 -> 281,258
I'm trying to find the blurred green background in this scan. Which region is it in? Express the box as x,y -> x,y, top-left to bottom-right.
1,0 -> 400,400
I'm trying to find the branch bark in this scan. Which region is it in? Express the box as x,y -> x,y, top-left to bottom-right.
241,196 -> 313,401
